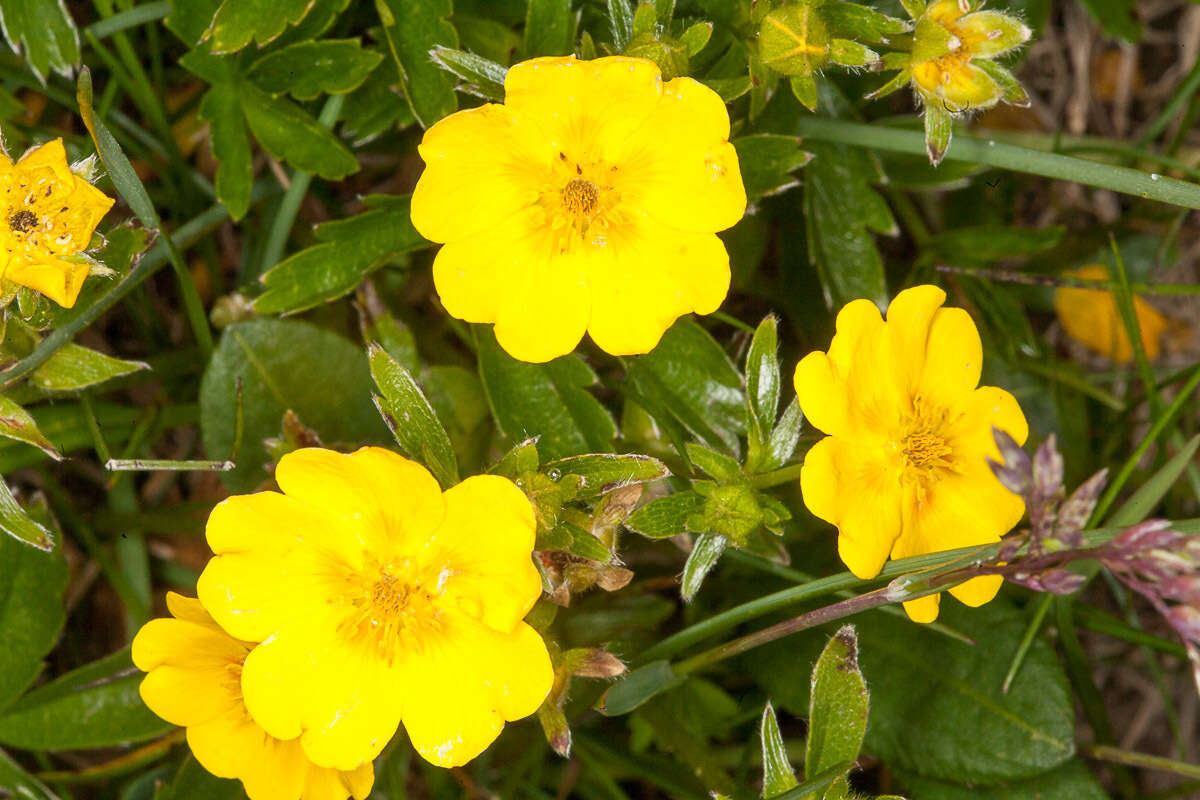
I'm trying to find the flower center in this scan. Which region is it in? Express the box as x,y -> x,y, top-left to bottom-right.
902,429 -> 954,471
339,562 -> 445,663
8,210 -> 36,233
897,396 -> 958,484
560,177 -> 600,217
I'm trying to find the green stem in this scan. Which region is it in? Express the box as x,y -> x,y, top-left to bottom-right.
84,2 -> 171,40
255,95 -> 345,280
1000,594 -> 1053,694
748,462 -> 804,489
793,117 -> 1200,209
1083,745 -> 1200,780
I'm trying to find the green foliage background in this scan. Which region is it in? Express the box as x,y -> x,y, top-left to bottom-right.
0,0 -> 1196,798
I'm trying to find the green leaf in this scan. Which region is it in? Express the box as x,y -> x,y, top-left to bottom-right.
681,531 -> 727,601
542,453 -> 669,499
1108,433 -> 1200,526
924,102 -> 953,165
762,397 -> 803,472
686,443 -> 742,482
627,319 -> 746,458
241,84 -> 358,179
804,140 -> 892,308
760,703 -> 799,797
0,748 -> 58,800
368,344 -> 458,488
525,0 -> 574,57
744,315 -> 780,455
0,0 -> 80,82
680,22 -> 712,56
895,758 -> 1108,800
198,83 -> 252,220
750,601 -> 1076,784
624,491 -> 703,539
0,650 -> 171,750
734,135 -> 812,199
476,327 -> 615,462
600,660 -> 684,716
931,224 -> 1064,263
162,757 -> 245,800
563,521 -> 613,562
0,520 -> 66,710
820,1 -> 906,41
429,46 -> 507,101
376,0 -> 458,128
0,393 -> 58,458
166,0 -> 221,46
255,195 -> 428,314
607,0 -> 635,50
207,0 -> 314,53
30,343 -> 147,392
247,39 -> 383,100
806,626 -> 868,784
200,319 -> 390,490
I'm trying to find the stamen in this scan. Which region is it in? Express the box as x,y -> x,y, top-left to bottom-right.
560,177 -> 599,216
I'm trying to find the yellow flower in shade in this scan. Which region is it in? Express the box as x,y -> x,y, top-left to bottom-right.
196,447 -> 553,769
132,593 -> 374,800
0,139 -> 114,308
794,285 -> 1028,623
1053,264 -> 1169,364
410,55 -> 746,363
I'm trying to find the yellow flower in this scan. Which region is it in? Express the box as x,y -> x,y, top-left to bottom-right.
794,285 -> 1028,623
0,139 -> 114,308
411,55 -> 746,363
196,447 -> 553,769
132,593 -> 374,800
1053,264 -> 1169,364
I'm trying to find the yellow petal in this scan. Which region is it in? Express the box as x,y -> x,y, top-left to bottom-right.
503,56 -> 664,165
164,592 -> 217,627
275,447 -> 446,554
799,436 -> 839,525
189,717 -> 309,800
431,475 -> 541,633
586,220 -> 729,356
822,438 -> 903,579
401,614 -> 552,768
946,385 -> 1029,466
938,62 -> 1000,111
4,257 -> 90,308
948,574 -> 1003,607
241,627 -> 402,770
16,139 -> 72,181
411,104 -> 550,244
885,284 -> 945,393
916,306 -> 983,409
902,594 -> 941,623
132,618 -> 247,726
617,77 -> 745,233
492,236 -> 591,364
794,352 -> 850,437
338,761 -> 375,800
1053,264 -> 1168,363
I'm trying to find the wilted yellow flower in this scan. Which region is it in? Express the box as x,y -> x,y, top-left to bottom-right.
794,285 -> 1028,622
0,139 -> 114,307
1053,264 -> 1169,364
909,0 -> 1028,112
132,593 -> 374,800
197,447 -> 552,769
411,55 -> 746,363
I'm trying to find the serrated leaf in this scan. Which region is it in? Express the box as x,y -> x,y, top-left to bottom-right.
804,139 -> 891,308
0,649 -> 170,750
0,514 -> 65,710
542,453 -> 669,499
525,0 -> 574,57
0,394 -> 58,458
476,327 -> 615,462
241,84 -> 358,179
247,39 -> 383,100
626,319 -> 746,459
198,83 -> 252,220
600,660 -> 684,716
429,46 -> 507,101
200,319 -> 389,490
734,135 -> 812,199
681,531 -> 727,601
624,491 -> 703,539
805,626 -> 868,788
30,343 -> 146,392
255,195 -> 428,314
760,703 -> 799,797
377,0 -> 458,128
207,0 -> 314,53
0,0 -> 80,82
368,344 -> 458,487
